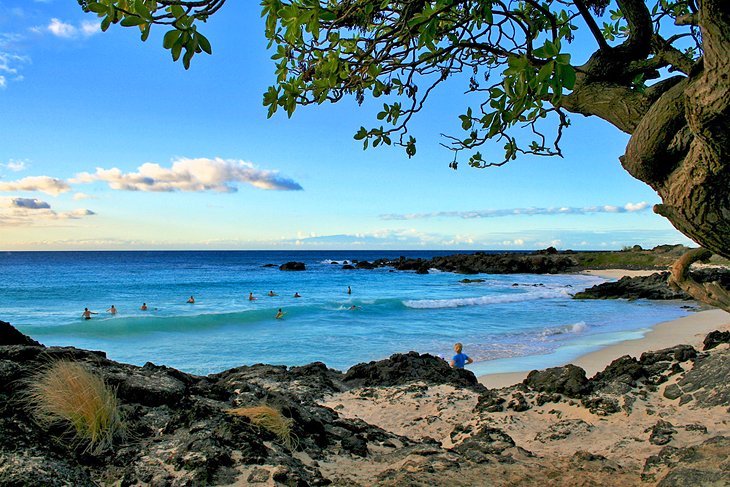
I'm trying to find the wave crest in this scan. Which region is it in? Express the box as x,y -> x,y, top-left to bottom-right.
403,289 -> 567,309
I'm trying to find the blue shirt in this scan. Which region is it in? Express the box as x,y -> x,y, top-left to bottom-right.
452,352 -> 470,369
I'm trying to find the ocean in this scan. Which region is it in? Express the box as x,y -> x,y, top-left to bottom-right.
0,250 -> 692,376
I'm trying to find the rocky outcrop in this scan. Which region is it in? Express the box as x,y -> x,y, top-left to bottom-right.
2,322 -> 729,486
524,364 -> 589,398
279,261 -> 306,271
374,252 -> 578,274
703,330 -> 730,350
343,351 -> 483,391
573,269 -> 730,300
0,320 -> 43,346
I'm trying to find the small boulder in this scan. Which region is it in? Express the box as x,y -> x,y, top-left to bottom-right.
703,330 -> 730,351
279,261 -> 306,271
524,364 -> 589,398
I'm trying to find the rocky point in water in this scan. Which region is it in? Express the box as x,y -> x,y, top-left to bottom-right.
1,319 -> 729,486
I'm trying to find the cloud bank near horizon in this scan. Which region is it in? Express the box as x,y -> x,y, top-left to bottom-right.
380,202 -> 652,220
0,196 -> 95,226
72,157 -> 303,192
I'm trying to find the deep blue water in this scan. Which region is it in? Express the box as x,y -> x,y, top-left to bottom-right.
0,251 -> 691,375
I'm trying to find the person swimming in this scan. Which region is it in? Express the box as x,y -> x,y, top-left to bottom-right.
82,308 -> 98,320
106,305 -> 117,315
275,308 -> 286,319
268,290 -> 277,297
140,303 -> 148,311
293,292 -> 301,298
187,296 -> 195,304
249,292 -> 257,301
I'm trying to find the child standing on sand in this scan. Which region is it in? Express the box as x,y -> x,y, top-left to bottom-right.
450,342 -> 474,369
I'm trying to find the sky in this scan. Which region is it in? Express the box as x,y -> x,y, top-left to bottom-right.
0,1 -> 694,251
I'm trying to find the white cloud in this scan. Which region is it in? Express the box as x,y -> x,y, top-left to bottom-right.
72,157 -> 304,192
0,176 -> 71,195
380,201 -> 653,220
46,18 -> 101,39
80,21 -> 100,36
73,192 -> 95,200
1,159 -> 28,172
0,51 -> 30,88
0,196 -> 95,226
47,18 -> 76,38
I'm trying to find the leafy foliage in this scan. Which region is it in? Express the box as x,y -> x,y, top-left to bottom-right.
80,1 -> 701,168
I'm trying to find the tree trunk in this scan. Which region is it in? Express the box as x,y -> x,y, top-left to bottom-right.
668,248 -> 730,312
620,0 -> 730,261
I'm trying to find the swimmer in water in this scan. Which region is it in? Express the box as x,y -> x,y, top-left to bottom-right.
106,305 -> 117,315
249,292 -> 257,301
187,296 -> 195,304
293,292 -> 301,298
275,308 -> 286,319
347,286 -> 351,295
82,308 -> 98,320
140,303 -> 148,311
268,290 -> 278,297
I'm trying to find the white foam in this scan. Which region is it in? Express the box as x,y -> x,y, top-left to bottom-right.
403,289 -> 567,309
540,321 -> 588,338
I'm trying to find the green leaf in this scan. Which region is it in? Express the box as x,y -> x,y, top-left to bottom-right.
559,64 -> 576,90
121,16 -> 146,27
87,3 -> 107,14
197,33 -> 212,55
163,30 -> 180,49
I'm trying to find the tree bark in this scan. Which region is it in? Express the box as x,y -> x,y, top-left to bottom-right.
668,248 -> 730,312
565,0 -> 730,262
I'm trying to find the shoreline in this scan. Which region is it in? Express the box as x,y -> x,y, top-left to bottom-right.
478,307 -> 730,389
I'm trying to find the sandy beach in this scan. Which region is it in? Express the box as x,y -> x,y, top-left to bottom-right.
478,268 -> 729,389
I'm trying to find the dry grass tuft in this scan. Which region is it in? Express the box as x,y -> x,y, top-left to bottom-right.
227,405 -> 297,450
26,360 -> 123,454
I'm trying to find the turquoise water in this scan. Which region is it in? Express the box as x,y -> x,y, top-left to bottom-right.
0,251 -> 691,375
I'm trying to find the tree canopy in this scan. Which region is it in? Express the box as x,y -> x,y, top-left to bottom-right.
77,0 -> 729,270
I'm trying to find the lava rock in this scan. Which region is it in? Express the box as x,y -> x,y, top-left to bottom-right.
524,364 -> 589,398
343,352 -> 482,390
279,261 -> 306,271
0,320 -> 43,347
703,330 -> 730,351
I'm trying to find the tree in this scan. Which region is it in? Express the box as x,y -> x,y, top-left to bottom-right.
78,0 -> 729,307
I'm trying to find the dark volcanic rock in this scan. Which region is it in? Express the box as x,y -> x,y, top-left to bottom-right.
374,252 -> 578,274
643,436 -> 730,484
574,269 -> 730,301
703,330 -> 730,351
342,264 -> 355,270
675,349 -> 730,408
0,320 -> 43,346
355,261 -> 375,269
648,420 -> 676,445
573,272 -> 688,300
279,261 -> 306,271
590,355 -> 645,386
524,364 -> 589,398
452,425 -> 516,462
641,345 -> 697,365
343,352 -> 483,391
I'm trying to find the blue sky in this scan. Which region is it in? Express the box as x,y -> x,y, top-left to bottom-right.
0,1 -> 693,250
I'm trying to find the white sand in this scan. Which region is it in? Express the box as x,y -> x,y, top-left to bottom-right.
478,308 -> 730,389
580,268 -> 664,279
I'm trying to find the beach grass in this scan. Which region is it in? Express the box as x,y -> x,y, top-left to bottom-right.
227,405 -> 297,450
26,360 -> 123,454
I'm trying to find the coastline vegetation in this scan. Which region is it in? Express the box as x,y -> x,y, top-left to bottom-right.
227,405 -> 297,450
25,360 -> 123,454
